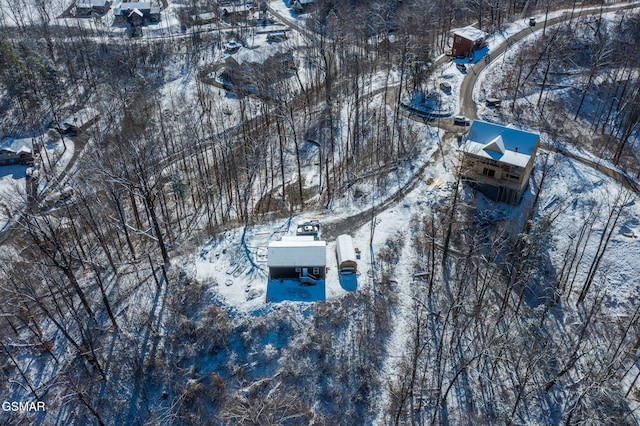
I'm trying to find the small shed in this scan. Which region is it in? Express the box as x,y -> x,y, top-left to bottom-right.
336,234 -> 357,273
75,0 -> 110,16
268,236 -> 326,281
450,26 -> 487,58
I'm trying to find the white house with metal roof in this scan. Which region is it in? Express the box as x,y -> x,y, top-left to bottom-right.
267,236 -> 326,281
459,120 -> 540,204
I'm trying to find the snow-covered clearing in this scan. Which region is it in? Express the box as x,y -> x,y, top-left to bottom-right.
2,0 -> 640,424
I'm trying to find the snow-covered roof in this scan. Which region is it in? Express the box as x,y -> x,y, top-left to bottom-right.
114,2 -> 159,14
0,138 -> 33,155
451,26 -> 488,42
281,235 -> 315,242
222,4 -> 253,13
129,8 -> 143,18
268,238 -> 326,267
460,120 -> 539,168
231,44 -> 289,65
76,0 -> 109,7
192,11 -> 216,21
336,234 -> 357,264
116,1 -> 150,8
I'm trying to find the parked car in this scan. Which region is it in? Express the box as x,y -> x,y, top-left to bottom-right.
455,63 -> 467,72
439,82 -> 452,92
486,97 -> 502,107
453,116 -> 470,126
529,17 -> 536,26
267,31 -> 287,42
224,40 -> 242,53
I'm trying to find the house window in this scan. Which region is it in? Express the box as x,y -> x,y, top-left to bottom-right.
313,267 -> 319,275
295,267 -> 301,272
507,174 -> 520,181
482,168 -> 495,177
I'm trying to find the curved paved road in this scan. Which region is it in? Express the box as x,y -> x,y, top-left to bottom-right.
459,1 -> 640,120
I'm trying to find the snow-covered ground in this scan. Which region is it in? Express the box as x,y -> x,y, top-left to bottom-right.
176,9 -> 640,424
0,164 -> 28,231
187,1 -> 640,316
2,1 -> 640,423
540,151 -> 640,312
187,112 -> 447,311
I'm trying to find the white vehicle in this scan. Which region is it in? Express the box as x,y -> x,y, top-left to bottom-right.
453,116 -> 470,126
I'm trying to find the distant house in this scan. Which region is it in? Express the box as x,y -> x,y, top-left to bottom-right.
459,120 -> 540,204
221,4 -> 253,24
75,0 -> 111,16
113,2 -> 160,24
450,26 -> 487,58
219,51 -> 295,98
190,11 -> 217,26
0,138 -> 35,166
268,236 -> 326,283
267,31 -> 288,43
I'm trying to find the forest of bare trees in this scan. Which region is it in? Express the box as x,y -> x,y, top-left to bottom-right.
0,0 -> 638,424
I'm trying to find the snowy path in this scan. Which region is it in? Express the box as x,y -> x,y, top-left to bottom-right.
372,234 -> 418,426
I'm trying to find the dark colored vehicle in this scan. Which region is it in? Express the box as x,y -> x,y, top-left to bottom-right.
529,17 -> 536,26
486,97 -> 502,107
439,82 -> 452,92
456,63 -> 467,72
56,122 -> 79,135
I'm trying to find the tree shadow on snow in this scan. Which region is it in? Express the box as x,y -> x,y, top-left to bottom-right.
338,272 -> 357,292
266,278 -> 326,303
0,164 -> 27,180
